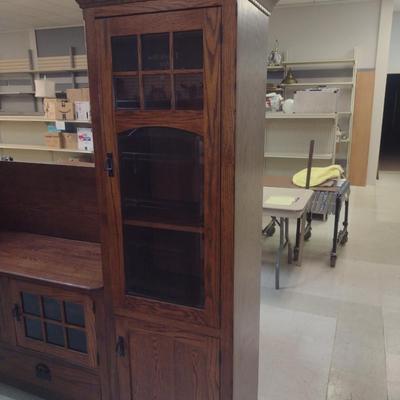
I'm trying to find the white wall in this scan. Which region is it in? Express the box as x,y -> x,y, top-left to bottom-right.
268,1 -> 381,68
388,11 -> 400,73
0,30 -> 31,59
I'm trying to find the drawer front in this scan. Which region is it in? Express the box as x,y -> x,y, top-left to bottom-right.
0,346 -> 101,400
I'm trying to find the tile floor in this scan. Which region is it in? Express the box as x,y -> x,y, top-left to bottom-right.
1,172 -> 399,400
259,171 -> 400,400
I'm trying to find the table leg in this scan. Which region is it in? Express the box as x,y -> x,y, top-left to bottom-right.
285,218 -> 293,264
294,218 -> 301,262
331,195 -> 342,267
297,212 -> 306,266
276,217 -> 284,290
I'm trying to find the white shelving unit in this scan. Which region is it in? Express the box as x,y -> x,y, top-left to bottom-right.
0,48 -> 92,167
0,143 -> 92,154
265,51 -> 357,176
266,112 -> 337,120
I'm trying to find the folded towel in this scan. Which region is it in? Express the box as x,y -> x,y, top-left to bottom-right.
293,165 -> 344,188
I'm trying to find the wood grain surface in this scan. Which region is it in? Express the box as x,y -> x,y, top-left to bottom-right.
0,231 -> 103,290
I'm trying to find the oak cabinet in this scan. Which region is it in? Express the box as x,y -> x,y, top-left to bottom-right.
77,0 -> 276,399
115,319 -> 219,400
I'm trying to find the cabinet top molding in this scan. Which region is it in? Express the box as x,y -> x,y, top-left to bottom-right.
75,0 -> 278,12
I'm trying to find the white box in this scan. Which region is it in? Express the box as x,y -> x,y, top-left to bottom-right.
77,128 -> 94,152
293,89 -> 339,114
75,101 -> 91,121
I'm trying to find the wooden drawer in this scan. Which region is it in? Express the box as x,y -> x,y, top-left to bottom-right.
0,345 -> 101,400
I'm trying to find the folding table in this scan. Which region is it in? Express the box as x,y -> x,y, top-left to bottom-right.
263,186 -> 314,289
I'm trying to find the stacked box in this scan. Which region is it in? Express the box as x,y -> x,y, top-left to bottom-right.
44,99 -> 74,120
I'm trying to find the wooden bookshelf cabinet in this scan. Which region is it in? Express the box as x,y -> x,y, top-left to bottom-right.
76,0 -> 277,399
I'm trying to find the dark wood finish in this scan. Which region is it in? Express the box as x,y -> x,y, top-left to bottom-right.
96,7 -> 221,328
0,231 -> 103,290
11,280 -> 98,368
0,162 -> 100,243
0,277 -> 15,345
79,1 -> 278,400
115,318 -> 219,400
0,344 -> 101,400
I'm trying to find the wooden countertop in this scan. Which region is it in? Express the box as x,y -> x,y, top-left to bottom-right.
0,231 -> 103,291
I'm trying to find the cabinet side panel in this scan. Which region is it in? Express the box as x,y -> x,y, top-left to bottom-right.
234,2 -> 270,400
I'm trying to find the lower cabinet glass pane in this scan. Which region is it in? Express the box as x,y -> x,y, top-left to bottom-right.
45,323 -> 65,347
67,328 -> 88,353
64,302 -> 85,327
124,225 -> 204,308
24,317 -> 43,341
21,292 -> 41,316
43,297 -> 62,322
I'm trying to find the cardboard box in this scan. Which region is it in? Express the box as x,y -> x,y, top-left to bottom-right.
61,133 -> 78,150
75,101 -> 91,122
44,99 -> 74,121
44,133 -> 62,148
77,128 -> 94,152
293,89 -> 339,114
66,88 -> 90,103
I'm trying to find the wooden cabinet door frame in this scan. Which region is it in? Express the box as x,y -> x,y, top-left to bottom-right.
10,280 -> 98,369
115,318 -> 220,400
95,7 -> 221,328
0,276 -> 15,345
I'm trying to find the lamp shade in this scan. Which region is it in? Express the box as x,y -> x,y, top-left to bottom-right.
35,79 -> 56,98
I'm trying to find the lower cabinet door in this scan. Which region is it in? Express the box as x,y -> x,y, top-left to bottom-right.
115,319 -> 220,400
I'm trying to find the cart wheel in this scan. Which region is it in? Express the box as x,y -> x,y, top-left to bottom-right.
340,232 -> 349,246
264,226 -> 276,237
304,231 -> 312,241
330,255 -> 337,268
293,247 -> 299,261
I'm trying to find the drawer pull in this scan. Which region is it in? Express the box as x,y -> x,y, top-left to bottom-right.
35,363 -> 52,381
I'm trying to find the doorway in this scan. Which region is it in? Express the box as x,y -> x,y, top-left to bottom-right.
379,74 -> 400,171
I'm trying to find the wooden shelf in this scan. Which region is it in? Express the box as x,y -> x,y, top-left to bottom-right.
0,144 -> 93,154
264,152 -> 333,160
266,112 -> 337,120
0,231 -> 103,290
124,219 -> 204,233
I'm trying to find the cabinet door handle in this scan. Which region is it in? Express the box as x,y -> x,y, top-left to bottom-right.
105,152 -> 114,177
12,304 -> 22,321
116,336 -> 125,357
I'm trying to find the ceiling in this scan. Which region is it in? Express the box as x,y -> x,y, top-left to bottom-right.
0,0 -> 399,32
0,0 -> 83,32
278,0 -> 400,10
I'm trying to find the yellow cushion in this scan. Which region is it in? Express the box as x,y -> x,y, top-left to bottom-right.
292,165 -> 344,188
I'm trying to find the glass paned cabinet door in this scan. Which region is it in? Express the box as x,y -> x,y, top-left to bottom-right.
103,7 -> 221,326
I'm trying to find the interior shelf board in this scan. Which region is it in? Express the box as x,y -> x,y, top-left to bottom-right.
266,112 -> 337,119
264,152 -> 333,160
0,231 -> 103,290
0,144 -> 93,154
124,219 -> 204,234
